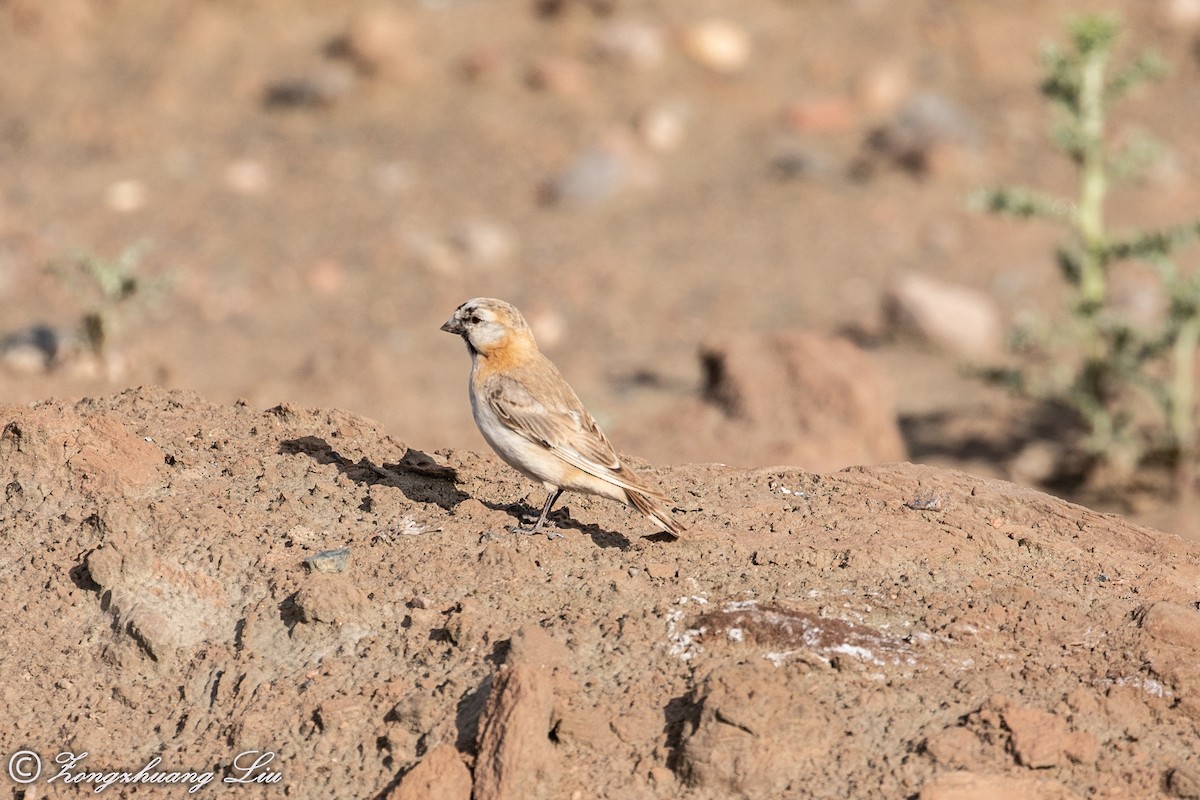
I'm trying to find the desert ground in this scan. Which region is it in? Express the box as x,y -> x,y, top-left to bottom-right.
3,1 -> 1200,798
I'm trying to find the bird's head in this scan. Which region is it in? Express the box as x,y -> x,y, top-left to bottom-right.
440,297 -> 536,357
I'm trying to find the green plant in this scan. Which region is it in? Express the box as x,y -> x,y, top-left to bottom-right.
978,14 -> 1200,496
52,242 -> 170,359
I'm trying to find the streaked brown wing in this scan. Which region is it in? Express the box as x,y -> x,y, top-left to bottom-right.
484,372 -> 622,474
483,361 -> 671,501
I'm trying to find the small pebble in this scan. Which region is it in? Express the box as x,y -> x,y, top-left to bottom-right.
636,105 -> 686,152
593,20 -> 665,69
526,57 -> 588,94
304,547 -> 351,574
858,92 -> 975,178
542,130 -> 656,206
2,324 -> 72,373
262,65 -> 354,109
883,271 -> 1002,360
339,7 -> 420,79
767,142 -> 830,180
543,147 -> 628,206
853,62 -> 912,118
681,19 -> 751,75
1160,0 -> 1200,28
225,159 -> 269,195
105,179 -> 146,213
904,494 -> 945,512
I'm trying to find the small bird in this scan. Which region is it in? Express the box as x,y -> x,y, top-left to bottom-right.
441,298 -> 686,539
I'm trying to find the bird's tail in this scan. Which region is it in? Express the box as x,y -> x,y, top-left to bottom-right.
626,489 -> 687,538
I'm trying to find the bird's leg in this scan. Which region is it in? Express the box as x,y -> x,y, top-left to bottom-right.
532,488 -> 564,536
509,488 -> 564,540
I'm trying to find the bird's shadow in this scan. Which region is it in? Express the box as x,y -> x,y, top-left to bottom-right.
279,436 -> 469,510
479,498 -> 636,550
281,436 -> 665,549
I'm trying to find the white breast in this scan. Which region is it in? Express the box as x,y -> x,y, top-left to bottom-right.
469,375 -> 566,488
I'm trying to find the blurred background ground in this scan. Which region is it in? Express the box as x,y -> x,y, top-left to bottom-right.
3,0 -> 1200,537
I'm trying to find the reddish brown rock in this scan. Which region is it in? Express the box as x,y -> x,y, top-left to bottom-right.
315,694 -> 369,734
294,573 -> 367,625
1003,706 -> 1066,769
1062,731 -> 1100,765
884,272 -> 1002,360
924,726 -> 985,769
472,627 -> 564,800
1140,602 -> 1200,650
677,660 -> 830,797
652,329 -> 905,471
1103,686 -> 1156,737
389,744 -> 472,800
550,706 -> 621,751
1,405 -> 163,496
338,6 -> 422,79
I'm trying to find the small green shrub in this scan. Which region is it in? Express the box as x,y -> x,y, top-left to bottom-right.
978,15 -> 1200,496
52,242 -> 171,360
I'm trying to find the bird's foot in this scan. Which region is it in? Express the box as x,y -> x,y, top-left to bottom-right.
506,524 -> 564,541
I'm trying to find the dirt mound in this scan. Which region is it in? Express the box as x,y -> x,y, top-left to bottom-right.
2,386 -> 1200,798
633,329 -> 907,472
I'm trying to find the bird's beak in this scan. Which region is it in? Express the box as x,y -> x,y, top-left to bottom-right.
440,317 -> 464,335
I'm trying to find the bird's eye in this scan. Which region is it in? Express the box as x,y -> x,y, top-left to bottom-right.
468,315 -> 481,324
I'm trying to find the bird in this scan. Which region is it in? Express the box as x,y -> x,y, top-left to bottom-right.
440,298 -> 687,539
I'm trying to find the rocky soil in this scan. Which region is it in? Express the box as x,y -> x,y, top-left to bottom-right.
2,387 -> 1200,799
